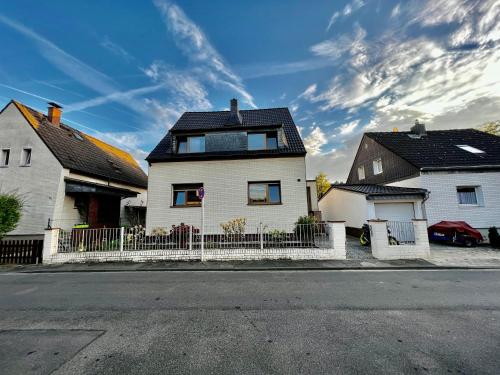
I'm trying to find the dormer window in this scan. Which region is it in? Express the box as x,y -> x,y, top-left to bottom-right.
248,132 -> 278,150
177,136 -> 205,153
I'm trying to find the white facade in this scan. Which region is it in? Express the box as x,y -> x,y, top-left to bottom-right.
0,102 -> 146,237
319,187 -> 424,229
387,171 -> 500,230
0,104 -> 63,236
146,157 -> 308,231
319,188 -> 367,228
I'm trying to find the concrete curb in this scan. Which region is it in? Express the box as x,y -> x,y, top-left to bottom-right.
5,264 -> 500,273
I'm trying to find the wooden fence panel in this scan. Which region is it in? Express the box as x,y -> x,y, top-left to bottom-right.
0,239 -> 43,264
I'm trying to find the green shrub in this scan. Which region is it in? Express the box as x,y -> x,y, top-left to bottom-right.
488,227 -> 500,248
0,193 -> 23,239
268,229 -> 287,242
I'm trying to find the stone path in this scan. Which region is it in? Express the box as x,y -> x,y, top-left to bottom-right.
346,236 -> 374,260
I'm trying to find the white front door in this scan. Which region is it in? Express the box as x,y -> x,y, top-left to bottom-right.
374,203 -> 415,221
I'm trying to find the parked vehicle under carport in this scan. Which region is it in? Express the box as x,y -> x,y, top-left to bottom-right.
428,221 -> 483,247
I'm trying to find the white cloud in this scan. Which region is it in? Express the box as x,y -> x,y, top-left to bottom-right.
303,127 -> 327,155
338,120 -> 360,135
65,84 -> 165,112
153,0 -> 256,108
326,0 -> 365,31
391,3 -> 401,18
100,36 -> 134,62
298,84 -> 317,100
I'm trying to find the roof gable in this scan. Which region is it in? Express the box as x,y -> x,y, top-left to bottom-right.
7,101 -> 147,188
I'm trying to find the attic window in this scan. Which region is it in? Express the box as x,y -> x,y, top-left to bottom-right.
456,145 -> 485,154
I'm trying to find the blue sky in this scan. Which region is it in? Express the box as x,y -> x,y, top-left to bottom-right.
0,0 -> 499,180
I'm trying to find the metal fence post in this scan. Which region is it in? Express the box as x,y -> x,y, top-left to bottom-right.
119,227 -> 124,252
189,226 -> 193,251
260,222 -> 264,250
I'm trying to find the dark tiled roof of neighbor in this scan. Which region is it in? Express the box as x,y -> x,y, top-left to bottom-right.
329,184 -> 427,198
10,101 -> 147,189
147,107 -> 306,162
366,129 -> 500,170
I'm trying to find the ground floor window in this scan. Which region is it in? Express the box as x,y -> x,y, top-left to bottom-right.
172,183 -> 203,207
248,181 -> 281,205
456,186 -> 481,205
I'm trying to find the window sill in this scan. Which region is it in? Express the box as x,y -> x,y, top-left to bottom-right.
19,165 -> 31,167
458,204 -> 481,208
0,165 -> 8,168
170,205 -> 201,208
248,202 -> 283,206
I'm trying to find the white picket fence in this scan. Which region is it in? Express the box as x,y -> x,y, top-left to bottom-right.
44,222 -> 347,263
57,223 -> 331,253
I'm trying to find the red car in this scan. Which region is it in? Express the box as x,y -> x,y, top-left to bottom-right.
428,221 -> 483,247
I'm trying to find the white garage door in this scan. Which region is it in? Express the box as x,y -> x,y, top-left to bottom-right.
374,203 -> 415,221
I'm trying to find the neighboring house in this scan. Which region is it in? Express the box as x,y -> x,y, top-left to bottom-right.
0,100 -> 147,238
345,121 -> 500,234
319,184 -> 427,235
306,179 -> 321,220
146,99 -> 308,231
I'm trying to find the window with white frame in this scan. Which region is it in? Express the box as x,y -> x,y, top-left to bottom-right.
456,186 -> 482,205
357,165 -> 365,180
373,158 -> 383,175
21,148 -> 32,166
1,149 -> 9,166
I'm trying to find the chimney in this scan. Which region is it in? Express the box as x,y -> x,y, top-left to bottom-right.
227,98 -> 242,125
410,119 -> 426,136
47,102 -> 63,126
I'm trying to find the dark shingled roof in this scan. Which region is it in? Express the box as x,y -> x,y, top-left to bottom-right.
320,184 -> 428,201
9,101 -> 147,189
147,107 -> 306,162
366,129 -> 500,170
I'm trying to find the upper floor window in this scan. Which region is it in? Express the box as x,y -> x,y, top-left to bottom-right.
1,149 -> 9,167
373,158 -> 383,175
248,132 -> 278,150
457,186 -> 482,206
357,165 -> 365,180
248,181 -> 281,205
21,148 -> 32,166
177,136 -> 205,153
172,183 -> 203,207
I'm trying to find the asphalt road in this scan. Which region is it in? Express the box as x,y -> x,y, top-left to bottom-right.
1,269 -> 500,374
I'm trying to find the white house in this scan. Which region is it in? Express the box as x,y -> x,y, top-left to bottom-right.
319,184 -> 427,235
0,100 -> 147,239
344,122 -> 500,236
146,99 -> 309,232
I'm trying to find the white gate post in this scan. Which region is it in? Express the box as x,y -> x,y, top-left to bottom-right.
119,227 -> 124,252
42,228 -> 60,264
327,221 -> 346,259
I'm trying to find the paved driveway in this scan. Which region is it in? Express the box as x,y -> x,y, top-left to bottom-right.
429,242 -> 500,267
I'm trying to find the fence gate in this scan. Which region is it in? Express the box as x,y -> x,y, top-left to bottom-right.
0,239 -> 43,264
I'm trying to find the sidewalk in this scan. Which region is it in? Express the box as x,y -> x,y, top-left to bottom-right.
2,257 -> 500,273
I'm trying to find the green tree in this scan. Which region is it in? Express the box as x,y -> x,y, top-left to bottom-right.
315,172 -> 331,199
478,120 -> 500,136
0,193 -> 23,239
